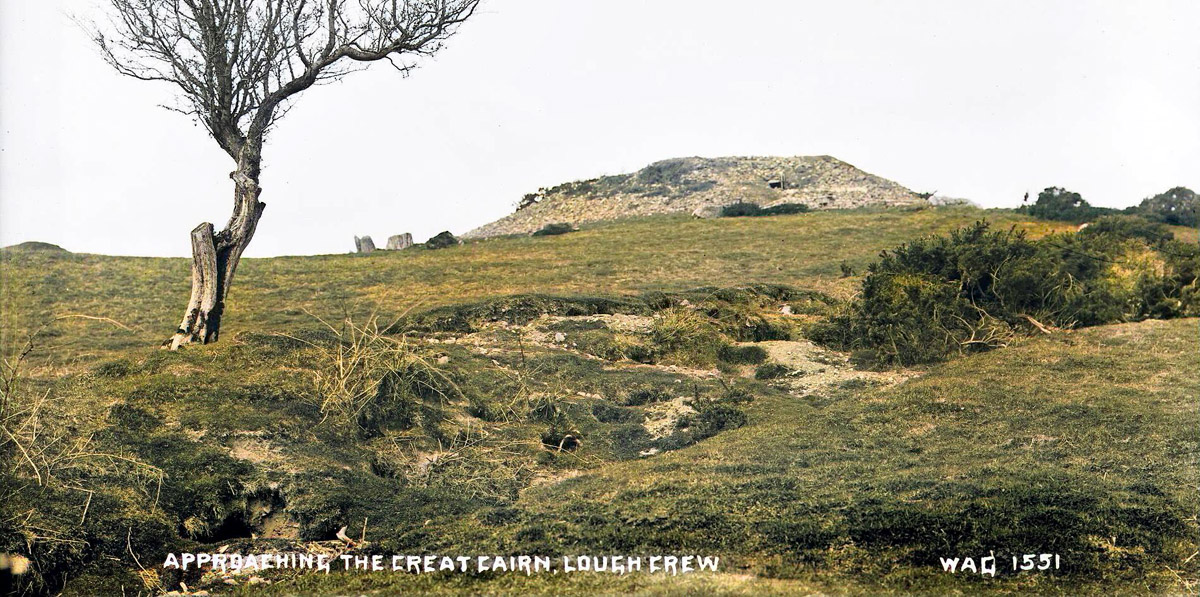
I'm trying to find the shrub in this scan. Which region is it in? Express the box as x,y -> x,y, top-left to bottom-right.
754,363 -> 792,380
531,223 -> 574,237
622,386 -> 672,407
1079,215 -> 1172,245
760,203 -> 810,216
1022,186 -> 1116,223
716,384 -> 755,404
717,344 -> 768,365
720,202 -> 764,217
424,231 -> 460,249
720,202 -> 809,218
703,302 -> 793,342
676,400 -> 747,441
809,219 -> 1199,365
1129,186 -> 1196,226
648,307 -> 725,367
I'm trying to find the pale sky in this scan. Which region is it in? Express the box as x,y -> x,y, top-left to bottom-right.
1,1 -> 1197,257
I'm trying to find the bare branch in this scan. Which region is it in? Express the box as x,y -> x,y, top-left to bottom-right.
95,0 -> 481,159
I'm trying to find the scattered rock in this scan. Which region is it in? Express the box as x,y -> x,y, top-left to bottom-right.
553,332 -> 567,342
691,204 -> 725,219
780,305 -> 794,315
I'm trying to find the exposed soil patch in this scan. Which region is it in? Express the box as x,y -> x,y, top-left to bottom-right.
755,339 -> 915,396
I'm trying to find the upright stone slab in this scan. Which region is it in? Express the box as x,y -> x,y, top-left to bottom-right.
354,236 -> 363,253
386,233 -> 413,250
359,235 -> 375,253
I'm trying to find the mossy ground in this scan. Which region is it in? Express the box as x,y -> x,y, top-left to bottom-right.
2,206 -> 1196,595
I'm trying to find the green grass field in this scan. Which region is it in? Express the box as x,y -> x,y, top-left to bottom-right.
1,207 -> 1082,362
1,206 -> 1196,595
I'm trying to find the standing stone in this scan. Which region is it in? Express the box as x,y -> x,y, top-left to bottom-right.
354,235 -> 376,253
386,233 -> 414,251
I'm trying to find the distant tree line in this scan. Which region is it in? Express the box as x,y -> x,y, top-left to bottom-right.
1022,186 -> 1197,227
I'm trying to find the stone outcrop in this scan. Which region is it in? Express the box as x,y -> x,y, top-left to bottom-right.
464,155 -> 926,238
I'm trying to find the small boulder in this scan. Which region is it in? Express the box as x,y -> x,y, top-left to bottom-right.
691,204 -> 724,219
425,231 -> 461,250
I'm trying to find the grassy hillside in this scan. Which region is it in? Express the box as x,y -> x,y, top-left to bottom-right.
2,207 -> 1074,362
262,317 -> 1200,596
1,206 -> 1196,595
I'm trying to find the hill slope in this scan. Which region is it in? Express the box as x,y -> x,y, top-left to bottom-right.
465,155 -> 925,238
2,207 -> 1195,596
0,241 -> 70,253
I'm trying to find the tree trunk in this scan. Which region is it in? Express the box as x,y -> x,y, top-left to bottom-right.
165,145 -> 266,349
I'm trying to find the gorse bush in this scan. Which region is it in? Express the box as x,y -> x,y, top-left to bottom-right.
810,218 -> 1199,365
1021,186 -> 1117,223
531,223 -> 574,237
1128,186 -> 1197,227
1024,185 -> 1198,227
1079,215 -> 1173,245
720,202 -> 810,218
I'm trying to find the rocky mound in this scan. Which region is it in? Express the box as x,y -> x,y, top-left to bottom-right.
464,155 -> 925,238
1,241 -> 70,253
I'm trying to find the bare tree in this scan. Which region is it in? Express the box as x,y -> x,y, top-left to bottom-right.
94,0 -> 480,349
